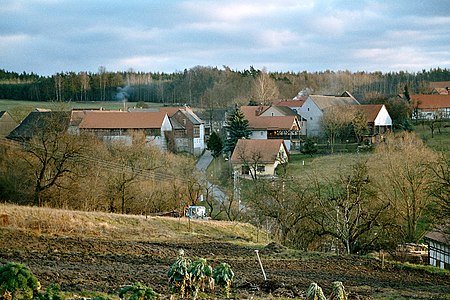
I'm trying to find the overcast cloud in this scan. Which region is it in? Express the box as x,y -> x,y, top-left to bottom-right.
1,0 -> 450,76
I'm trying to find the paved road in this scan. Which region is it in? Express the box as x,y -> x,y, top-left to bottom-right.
196,150 -> 228,204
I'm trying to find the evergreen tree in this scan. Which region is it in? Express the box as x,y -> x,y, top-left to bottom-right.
224,106 -> 251,154
207,131 -> 223,158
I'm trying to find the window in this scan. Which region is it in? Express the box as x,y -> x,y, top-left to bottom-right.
257,165 -> 265,173
194,127 -> 200,136
242,165 -> 250,175
310,117 -> 313,120
307,108 -> 310,111
260,131 -> 264,136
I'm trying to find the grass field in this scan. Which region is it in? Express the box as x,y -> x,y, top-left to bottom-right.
0,99 -> 164,121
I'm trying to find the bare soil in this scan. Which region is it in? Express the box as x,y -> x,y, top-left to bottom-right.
1,228 -> 449,299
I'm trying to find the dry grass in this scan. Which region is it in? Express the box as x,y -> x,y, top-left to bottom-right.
0,203 -> 261,244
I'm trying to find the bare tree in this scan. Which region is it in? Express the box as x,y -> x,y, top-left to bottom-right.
251,68 -> 280,105
320,106 -> 354,153
309,160 -> 389,254
371,132 -> 440,243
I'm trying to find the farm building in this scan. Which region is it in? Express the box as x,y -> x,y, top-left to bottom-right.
424,226 -> 450,270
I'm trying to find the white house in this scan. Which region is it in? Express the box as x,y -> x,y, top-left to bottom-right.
298,92 -> 360,136
240,106 -> 302,151
425,225 -> 450,270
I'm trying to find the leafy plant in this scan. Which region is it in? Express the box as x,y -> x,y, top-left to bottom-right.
306,282 -> 326,300
37,284 -> 64,300
187,258 -> 213,300
118,282 -> 158,300
0,262 -> 40,300
329,281 -> 347,300
168,250 -> 191,298
212,263 -> 234,298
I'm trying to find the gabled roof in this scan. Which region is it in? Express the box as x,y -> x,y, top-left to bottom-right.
425,222 -> 450,245
7,111 -> 70,141
273,99 -> 305,108
309,94 -> 360,111
159,107 -> 182,117
240,106 -> 270,118
248,116 -> 299,130
231,139 -> 287,164
411,94 -> 450,109
79,111 -> 167,129
356,104 -> 384,123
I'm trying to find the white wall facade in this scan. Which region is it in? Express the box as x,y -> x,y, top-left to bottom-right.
375,105 -> 393,126
298,97 -> 323,136
249,130 -> 268,139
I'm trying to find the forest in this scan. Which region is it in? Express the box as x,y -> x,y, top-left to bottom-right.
1,67 -> 450,108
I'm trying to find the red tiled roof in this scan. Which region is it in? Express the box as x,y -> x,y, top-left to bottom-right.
231,139 -> 287,164
356,104 -> 383,123
79,111 -> 167,129
159,107 -> 182,117
411,94 -> 450,109
248,116 -> 298,130
240,106 -> 298,130
240,106 -> 270,118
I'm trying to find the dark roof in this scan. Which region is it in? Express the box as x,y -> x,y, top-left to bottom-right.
7,111 -> 70,141
425,223 -> 450,245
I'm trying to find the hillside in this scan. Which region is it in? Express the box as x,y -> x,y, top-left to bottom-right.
1,204 -> 449,299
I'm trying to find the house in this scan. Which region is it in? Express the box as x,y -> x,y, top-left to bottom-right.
168,107 -> 206,156
128,106 -> 206,155
356,104 -> 392,143
298,92 -> 360,136
240,106 -> 302,151
0,111 -> 18,137
424,225 -> 450,270
7,111 -> 70,142
411,94 -> 450,119
430,81 -> 450,95
231,139 -> 288,178
78,111 -> 172,150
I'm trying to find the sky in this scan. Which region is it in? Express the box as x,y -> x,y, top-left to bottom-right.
1,0 -> 450,76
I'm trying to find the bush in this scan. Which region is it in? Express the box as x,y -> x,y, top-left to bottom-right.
118,282 -> 158,300
167,250 -> 191,298
212,263 -> 234,298
0,262 -> 40,300
305,282 -> 326,300
37,284 -> 64,300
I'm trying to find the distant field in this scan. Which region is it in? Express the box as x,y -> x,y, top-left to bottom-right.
0,99 -> 164,121
413,121 -> 450,158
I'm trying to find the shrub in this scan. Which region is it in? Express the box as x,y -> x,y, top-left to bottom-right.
212,263 -> 234,298
305,282 -> 326,300
329,281 -> 347,300
188,258 -> 213,300
118,282 -> 158,300
168,250 -> 191,298
0,262 -> 40,300
37,284 -> 64,300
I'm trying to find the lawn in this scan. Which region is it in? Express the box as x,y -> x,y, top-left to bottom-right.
0,99 -> 164,121
413,120 -> 450,158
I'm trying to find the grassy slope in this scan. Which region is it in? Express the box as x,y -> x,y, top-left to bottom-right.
0,99 -> 164,121
0,203 -> 261,244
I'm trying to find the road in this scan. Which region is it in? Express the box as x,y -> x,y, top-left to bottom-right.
196,150 -> 228,204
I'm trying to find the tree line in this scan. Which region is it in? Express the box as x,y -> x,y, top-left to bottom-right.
1,67 -> 450,107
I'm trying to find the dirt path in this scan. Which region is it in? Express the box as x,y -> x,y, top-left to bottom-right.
1,228 -> 449,299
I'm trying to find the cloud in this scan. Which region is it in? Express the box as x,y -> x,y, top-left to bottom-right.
1,0 -> 449,75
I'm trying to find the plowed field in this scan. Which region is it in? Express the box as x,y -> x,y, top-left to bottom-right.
1,228 -> 449,299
